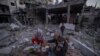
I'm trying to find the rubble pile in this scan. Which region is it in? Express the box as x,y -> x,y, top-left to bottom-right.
0,30 -> 12,48
67,49 -> 82,56
0,24 -> 83,56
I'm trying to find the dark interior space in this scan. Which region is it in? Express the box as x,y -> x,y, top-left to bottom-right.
0,15 -> 9,23
51,14 -> 67,24
36,8 -> 46,24
0,4 -> 10,13
49,7 -> 67,14
71,4 -> 84,13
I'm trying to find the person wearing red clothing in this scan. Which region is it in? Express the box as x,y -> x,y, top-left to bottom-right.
31,28 -> 49,56
32,37 -> 44,45
32,28 -> 44,45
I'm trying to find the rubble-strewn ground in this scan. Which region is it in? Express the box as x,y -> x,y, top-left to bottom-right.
0,24 -> 98,56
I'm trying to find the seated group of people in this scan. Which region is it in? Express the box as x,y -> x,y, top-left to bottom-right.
31,30 -> 69,56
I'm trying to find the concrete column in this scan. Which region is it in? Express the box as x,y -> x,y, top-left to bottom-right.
56,0 -> 59,4
79,4 -> 85,23
67,3 -> 71,23
46,9 -> 48,24
67,4 -> 70,23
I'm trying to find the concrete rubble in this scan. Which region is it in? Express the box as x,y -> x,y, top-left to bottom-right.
0,24 -> 82,56
0,47 -> 12,54
0,24 -> 74,55
0,24 -> 99,56
10,23 -> 20,31
0,0 -> 100,56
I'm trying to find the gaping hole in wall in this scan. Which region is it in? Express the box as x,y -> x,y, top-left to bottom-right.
0,16 -> 9,23
11,2 -> 15,6
36,8 -> 46,24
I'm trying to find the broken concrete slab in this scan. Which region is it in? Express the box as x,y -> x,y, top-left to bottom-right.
10,23 -> 20,30
0,47 -> 12,54
0,30 -> 11,41
70,36 -> 99,56
64,23 -> 75,30
0,23 -> 10,29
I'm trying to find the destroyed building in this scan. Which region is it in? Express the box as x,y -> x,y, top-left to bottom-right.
20,0 -> 86,25
0,0 -> 11,23
0,0 -> 100,56
46,0 -> 86,24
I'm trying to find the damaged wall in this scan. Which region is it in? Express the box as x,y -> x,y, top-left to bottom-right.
0,2 -> 11,23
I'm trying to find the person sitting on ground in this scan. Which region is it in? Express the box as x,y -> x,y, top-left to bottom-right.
48,32 -> 68,56
32,28 -> 49,56
32,28 -> 44,45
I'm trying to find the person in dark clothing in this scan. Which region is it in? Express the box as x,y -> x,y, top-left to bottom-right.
60,23 -> 65,36
48,32 -> 68,56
